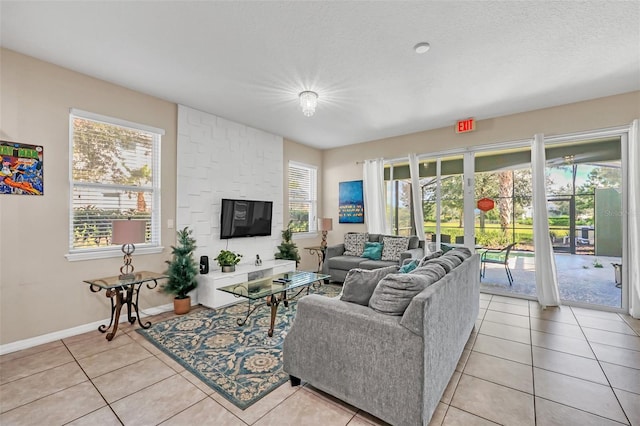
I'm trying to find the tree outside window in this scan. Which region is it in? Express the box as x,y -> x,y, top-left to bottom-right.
70,110 -> 162,253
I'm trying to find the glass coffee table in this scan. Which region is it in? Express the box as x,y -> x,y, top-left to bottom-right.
218,271 -> 330,337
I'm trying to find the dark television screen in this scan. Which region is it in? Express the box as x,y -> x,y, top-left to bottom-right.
220,198 -> 273,239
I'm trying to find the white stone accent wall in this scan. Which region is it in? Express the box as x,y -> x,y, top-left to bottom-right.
176,105 -> 284,269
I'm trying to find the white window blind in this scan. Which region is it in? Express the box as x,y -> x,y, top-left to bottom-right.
68,109 -> 163,257
288,161 -> 317,233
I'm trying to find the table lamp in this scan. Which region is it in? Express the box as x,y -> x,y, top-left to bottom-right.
112,219 -> 146,280
319,218 -> 333,249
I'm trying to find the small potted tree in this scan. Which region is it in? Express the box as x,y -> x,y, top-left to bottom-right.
275,221 -> 301,266
215,249 -> 243,272
163,227 -> 198,314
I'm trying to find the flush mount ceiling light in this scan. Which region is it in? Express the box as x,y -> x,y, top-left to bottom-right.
299,91 -> 318,117
414,42 -> 431,54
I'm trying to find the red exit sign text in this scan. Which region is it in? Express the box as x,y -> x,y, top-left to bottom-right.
456,118 -> 475,133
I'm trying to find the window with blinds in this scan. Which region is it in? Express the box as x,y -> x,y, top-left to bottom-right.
288,161 -> 317,233
69,109 -> 163,256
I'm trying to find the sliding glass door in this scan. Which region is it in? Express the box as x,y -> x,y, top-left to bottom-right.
474,146 -> 535,297
545,136 -> 624,309
422,155 -> 465,246
382,128 -> 628,312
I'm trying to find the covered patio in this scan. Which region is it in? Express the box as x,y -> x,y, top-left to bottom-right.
479,251 -> 623,308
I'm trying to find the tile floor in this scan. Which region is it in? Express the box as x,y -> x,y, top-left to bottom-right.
1,294 -> 639,425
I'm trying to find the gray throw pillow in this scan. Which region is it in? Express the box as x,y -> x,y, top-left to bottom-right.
423,255 -> 462,273
444,247 -> 472,262
340,265 -> 399,306
410,263 -> 447,282
343,232 -> 369,256
418,250 -> 442,267
368,273 -> 440,316
380,236 -> 410,261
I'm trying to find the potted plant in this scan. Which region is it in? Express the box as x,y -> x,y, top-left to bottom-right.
163,227 -> 198,314
275,221 -> 301,266
215,249 -> 242,272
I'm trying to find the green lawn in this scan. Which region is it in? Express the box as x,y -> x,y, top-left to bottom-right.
422,221 -> 571,248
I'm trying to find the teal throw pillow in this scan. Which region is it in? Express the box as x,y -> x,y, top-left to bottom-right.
399,260 -> 418,273
361,242 -> 383,260
440,243 -> 454,253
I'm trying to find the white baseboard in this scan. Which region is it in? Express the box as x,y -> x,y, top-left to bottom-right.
0,303 -> 177,355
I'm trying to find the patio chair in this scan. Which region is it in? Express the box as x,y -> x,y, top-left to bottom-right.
430,234 -> 451,243
480,243 -> 517,286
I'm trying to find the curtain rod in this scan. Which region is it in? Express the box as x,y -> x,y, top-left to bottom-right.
349,125 -> 630,167
356,155 -> 408,165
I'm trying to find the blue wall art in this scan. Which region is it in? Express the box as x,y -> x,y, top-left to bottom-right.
339,180 -> 364,223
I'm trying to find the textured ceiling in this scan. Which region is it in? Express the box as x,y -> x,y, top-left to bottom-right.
1,1 -> 639,149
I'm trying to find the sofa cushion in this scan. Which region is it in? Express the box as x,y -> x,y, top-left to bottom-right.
418,250 -> 442,267
361,242 -> 383,260
368,273 -> 439,315
381,236 -> 410,261
340,265 -> 399,306
358,259 -> 399,270
410,262 -> 447,281
327,255 -> 365,271
424,255 -> 462,273
344,232 -> 368,256
444,247 -> 472,262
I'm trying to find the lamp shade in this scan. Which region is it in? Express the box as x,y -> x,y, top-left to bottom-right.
112,220 -> 146,245
318,218 -> 333,232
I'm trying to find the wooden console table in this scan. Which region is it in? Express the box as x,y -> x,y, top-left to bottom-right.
84,271 -> 167,341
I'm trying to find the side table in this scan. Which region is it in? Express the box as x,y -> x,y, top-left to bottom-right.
84,271 -> 167,341
304,246 -> 326,274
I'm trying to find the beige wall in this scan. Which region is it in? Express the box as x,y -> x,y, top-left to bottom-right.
0,49 -> 178,345
283,138 -> 324,272
322,91 -> 640,246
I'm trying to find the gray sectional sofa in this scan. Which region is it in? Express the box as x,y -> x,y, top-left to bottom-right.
284,249 -> 480,426
323,232 -> 424,283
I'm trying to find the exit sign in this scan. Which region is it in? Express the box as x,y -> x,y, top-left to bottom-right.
456,118 -> 475,133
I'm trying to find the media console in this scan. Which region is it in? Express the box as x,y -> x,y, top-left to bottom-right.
196,259 -> 296,309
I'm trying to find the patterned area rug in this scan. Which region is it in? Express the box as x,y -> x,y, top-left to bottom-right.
137,284 -> 341,409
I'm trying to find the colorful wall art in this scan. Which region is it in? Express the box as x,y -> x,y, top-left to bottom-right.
339,180 -> 364,223
0,141 -> 44,195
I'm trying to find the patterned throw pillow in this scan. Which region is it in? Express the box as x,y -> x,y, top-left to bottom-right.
380,236 -> 410,261
343,232 -> 368,256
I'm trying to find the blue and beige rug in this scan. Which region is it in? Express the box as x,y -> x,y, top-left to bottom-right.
137,284 -> 341,409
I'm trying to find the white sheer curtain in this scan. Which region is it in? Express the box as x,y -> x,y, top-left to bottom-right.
532,134 -> 561,308
363,158 -> 388,234
628,120 -> 640,318
408,153 -> 425,241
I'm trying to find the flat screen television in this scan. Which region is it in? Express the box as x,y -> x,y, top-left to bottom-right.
220,198 -> 273,239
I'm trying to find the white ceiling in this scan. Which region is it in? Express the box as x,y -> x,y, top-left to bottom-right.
1,1 -> 639,149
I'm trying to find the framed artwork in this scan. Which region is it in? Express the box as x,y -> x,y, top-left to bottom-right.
339,180 -> 364,223
0,141 -> 44,195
